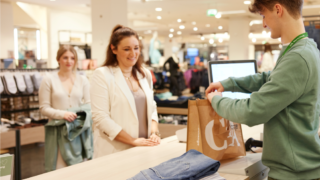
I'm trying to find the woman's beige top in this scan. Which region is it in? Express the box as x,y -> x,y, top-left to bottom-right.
132,87 -> 148,138
39,72 -> 90,120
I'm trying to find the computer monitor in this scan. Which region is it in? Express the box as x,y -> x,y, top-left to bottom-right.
187,48 -> 199,57
208,60 -> 257,99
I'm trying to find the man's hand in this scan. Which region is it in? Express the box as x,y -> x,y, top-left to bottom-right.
207,91 -> 222,104
205,82 -> 225,97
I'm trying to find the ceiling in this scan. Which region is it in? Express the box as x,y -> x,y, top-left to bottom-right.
7,0 -> 320,44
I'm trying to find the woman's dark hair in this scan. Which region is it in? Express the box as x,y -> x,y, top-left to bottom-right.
103,25 -> 145,80
264,43 -> 273,55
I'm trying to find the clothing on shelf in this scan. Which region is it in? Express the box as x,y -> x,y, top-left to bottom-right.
128,149 -> 221,180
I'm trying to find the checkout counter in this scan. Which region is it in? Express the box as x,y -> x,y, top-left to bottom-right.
25,135 -> 267,180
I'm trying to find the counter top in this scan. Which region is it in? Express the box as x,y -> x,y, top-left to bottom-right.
26,136 -> 249,180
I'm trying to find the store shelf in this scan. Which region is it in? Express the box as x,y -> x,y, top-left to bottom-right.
1,94 -> 38,98
2,108 -> 39,114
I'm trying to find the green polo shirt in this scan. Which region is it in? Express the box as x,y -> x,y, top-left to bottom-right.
211,39 -> 320,179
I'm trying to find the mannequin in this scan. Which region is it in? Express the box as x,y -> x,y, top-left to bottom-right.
163,46 -> 184,96
149,32 -> 162,65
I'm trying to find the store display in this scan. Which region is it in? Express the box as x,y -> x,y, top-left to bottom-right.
128,149 -> 222,180
187,99 -> 246,161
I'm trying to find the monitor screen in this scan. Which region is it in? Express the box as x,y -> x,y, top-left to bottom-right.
210,61 -> 256,99
187,48 -> 199,57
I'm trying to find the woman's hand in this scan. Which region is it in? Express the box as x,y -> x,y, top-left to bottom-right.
149,133 -> 161,144
63,112 -> 77,122
131,138 -> 159,147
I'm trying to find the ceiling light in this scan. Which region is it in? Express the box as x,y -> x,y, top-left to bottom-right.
169,34 -> 173,38
201,37 -> 205,40
268,32 -> 271,37
211,34 -> 215,37
155,8 -> 162,11
219,38 -> 223,43
218,26 -> 223,30
250,20 -> 262,26
215,13 -> 221,19
210,53 -> 215,59
209,39 -> 214,44
252,38 -> 256,43
249,33 -> 253,37
177,19 -> 182,23
179,25 -> 185,29
278,38 -> 281,42
157,16 -> 162,20
170,29 -> 174,32
206,24 -> 211,27
139,36 -> 143,40
177,31 -> 182,35
192,22 -> 196,25
262,30 -> 266,35
193,27 -> 198,31
244,1 -> 251,4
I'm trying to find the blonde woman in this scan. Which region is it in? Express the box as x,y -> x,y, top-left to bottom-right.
39,45 -> 90,170
90,25 -> 160,158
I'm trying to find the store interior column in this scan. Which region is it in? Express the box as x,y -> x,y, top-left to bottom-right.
91,0 -> 128,65
0,1 -> 14,59
228,17 -> 250,60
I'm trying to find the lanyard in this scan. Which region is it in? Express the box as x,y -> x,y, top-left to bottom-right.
281,32 -> 308,58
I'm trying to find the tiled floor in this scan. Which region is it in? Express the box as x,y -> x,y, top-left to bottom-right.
13,143 -> 46,179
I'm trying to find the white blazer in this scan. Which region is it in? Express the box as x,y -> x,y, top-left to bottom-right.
90,66 -> 158,158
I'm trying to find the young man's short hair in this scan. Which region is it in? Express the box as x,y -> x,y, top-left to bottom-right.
249,0 -> 303,19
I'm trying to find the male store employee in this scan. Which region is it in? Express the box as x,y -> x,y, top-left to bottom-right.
206,0 -> 320,180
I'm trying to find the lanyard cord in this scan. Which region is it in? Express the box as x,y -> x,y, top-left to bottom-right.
281,32 -> 308,58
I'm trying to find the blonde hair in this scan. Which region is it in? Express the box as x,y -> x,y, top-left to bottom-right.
56,45 -> 78,71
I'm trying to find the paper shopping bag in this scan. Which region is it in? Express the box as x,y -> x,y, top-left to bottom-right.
186,100 -> 203,152
187,99 -> 246,161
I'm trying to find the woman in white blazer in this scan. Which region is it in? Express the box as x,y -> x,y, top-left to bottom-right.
90,25 -> 160,158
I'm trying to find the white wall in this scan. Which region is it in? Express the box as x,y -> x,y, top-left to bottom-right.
0,1 -> 14,59
91,0 -> 128,66
47,9 -> 91,68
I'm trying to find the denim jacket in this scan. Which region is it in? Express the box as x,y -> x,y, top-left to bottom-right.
45,104 -> 93,172
129,149 -> 221,180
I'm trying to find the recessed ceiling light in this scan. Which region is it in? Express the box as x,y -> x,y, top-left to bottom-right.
179,25 -> 185,29
155,8 -> 162,11
209,39 -> 214,44
157,16 -> 162,20
215,13 -> 221,19
177,19 -> 182,23
219,38 -> 223,43
169,34 -> 173,38
206,24 -> 211,27
193,27 -> 198,31
249,33 -> 253,37
278,38 -> 281,42
262,30 -> 267,35
170,29 -> 174,32
252,38 -> 256,43
244,1 -> 251,4
177,31 -> 182,35
218,26 -> 223,30
201,37 -> 205,40
192,22 -> 196,25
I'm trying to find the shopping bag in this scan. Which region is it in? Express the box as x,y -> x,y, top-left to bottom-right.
186,99 -> 246,161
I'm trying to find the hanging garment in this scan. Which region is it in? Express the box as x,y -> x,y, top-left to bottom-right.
2,73 -> 18,94
23,74 -> 34,94
31,72 -> 43,92
149,38 -> 162,64
0,77 -> 4,94
14,73 -> 27,93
